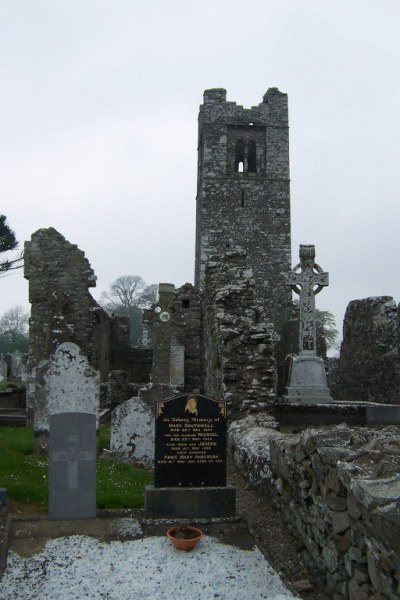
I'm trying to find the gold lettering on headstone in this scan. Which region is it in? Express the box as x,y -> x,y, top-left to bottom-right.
157,417 -> 223,465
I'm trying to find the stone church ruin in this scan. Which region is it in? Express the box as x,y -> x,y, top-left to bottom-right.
14,88 -> 400,597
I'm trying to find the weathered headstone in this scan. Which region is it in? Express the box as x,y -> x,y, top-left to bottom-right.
145,394 -> 236,518
284,245 -> 332,404
110,396 -> 154,466
46,342 -> 99,423
11,351 -> 28,382
49,412 -> 96,519
45,342 -> 99,518
170,336 -> 185,388
140,327 -> 150,346
0,355 -> 7,383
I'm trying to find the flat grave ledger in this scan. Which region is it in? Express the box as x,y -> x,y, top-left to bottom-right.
49,412 -> 96,520
154,394 -> 227,487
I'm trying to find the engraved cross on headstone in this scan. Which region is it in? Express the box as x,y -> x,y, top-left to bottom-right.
286,245 -> 329,354
52,433 -> 95,490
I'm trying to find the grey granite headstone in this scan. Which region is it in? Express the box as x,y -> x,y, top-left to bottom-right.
49,412 -> 96,520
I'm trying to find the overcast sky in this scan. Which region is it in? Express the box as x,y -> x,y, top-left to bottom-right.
1,0 -> 400,348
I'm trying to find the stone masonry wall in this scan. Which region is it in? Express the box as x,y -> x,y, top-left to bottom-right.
203,247 -> 277,415
230,417 -> 400,599
24,228 -> 109,377
330,296 -> 400,403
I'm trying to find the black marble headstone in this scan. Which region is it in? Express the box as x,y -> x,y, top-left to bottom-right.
154,394 -> 227,487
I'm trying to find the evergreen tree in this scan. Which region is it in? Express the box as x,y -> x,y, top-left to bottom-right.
0,214 -> 22,274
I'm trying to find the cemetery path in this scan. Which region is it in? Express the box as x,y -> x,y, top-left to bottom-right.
227,456 -> 328,600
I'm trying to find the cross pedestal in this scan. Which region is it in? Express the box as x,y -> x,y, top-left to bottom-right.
284,245 -> 333,404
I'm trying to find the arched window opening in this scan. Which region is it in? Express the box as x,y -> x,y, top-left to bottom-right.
248,140 -> 257,172
234,139 -> 245,172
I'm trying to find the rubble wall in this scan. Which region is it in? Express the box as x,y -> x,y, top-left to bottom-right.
24,228 -> 109,379
230,418 -> 400,599
203,248 -> 277,414
330,296 -> 400,403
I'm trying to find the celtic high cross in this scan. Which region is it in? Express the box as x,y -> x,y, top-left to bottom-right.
286,245 -> 329,354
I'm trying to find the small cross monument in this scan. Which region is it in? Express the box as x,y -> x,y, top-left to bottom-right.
284,245 -> 333,404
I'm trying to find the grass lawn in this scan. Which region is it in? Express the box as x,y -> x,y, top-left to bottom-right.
0,426 -> 153,512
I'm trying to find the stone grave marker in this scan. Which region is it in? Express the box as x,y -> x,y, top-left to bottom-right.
284,245 -> 333,404
154,393 -> 227,487
169,336 -> 185,389
145,393 -> 235,518
49,412 -> 96,519
46,342 -> 99,423
46,342 -> 99,519
0,355 -> 7,383
110,396 -> 154,466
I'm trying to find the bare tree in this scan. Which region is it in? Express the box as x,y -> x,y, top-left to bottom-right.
0,305 -> 29,352
138,284 -> 158,308
100,275 -> 146,315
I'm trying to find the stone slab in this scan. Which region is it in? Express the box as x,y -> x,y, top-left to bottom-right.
366,405 -> 400,425
154,394 -> 227,488
49,412 -> 96,520
144,485 -> 236,519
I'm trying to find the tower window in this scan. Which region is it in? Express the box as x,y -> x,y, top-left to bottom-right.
248,140 -> 257,172
234,139 -> 245,172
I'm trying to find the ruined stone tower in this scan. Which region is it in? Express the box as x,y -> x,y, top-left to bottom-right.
195,88 -> 292,332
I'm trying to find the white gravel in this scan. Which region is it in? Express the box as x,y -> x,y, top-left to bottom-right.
2,533 -> 296,599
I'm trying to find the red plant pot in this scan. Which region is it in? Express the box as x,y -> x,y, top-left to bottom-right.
167,525 -> 204,551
